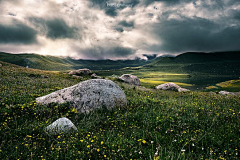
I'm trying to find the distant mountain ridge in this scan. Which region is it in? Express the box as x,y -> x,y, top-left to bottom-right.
152,51 -> 240,64
1,51 -> 240,71
0,52 -> 153,71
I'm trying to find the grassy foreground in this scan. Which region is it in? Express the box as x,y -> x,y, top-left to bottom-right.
0,61 -> 239,160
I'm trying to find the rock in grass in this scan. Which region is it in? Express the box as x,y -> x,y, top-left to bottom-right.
69,68 -> 92,76
72,75 -> 83,79
119,74 -> 141,86
156,82 -> 180,91
0,63 -> 2,67
219,91 -> 236,96
91,73 -> 102,79
156,82 -> 190,92
177,87 -> 190,92
45,117 -> 77,135
36,79 -> 127,113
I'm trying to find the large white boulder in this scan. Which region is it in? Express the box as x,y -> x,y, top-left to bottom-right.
45,117 -> 77,135
119,74 -> 141,86
36,79 -> 127,113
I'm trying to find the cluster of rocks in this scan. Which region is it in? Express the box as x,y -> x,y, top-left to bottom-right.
69,68 -> 101,79
37,79 -> 127,135
155,82 -> 190,92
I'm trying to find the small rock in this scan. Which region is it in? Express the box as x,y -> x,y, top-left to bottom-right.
91,73 -> 102,79
69,68 -> 92,76
45,117 -> 77,135
178,87 -> 190,92
156,82 -> 180,91
0,63 -> 2,67
72,75 -> 83,79
119,74 -> 141,86
219,91 -> 236,95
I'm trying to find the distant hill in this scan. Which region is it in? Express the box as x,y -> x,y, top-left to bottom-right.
144,51 -> 240,76
151,51 -> 240,64
0,52 -> 154,71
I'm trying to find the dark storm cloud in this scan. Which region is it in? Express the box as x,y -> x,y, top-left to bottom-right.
45,19 -> 78,40
119,20 -> 134,27
80,46 -> 136,59
0,23 -> 37,44
228,9 -> 240,21
115,27 -> 124,32
77,37 -> 136,59
29,18 -> 79,40
149,17 -> 240,53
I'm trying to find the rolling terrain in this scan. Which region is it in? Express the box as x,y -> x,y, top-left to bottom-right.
96,51 -> 240,89
0,61 -> 239,159
1,51 -> 240,90
0,52 -> 153,71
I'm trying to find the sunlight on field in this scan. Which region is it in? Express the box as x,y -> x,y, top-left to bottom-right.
140,79 -> 192,87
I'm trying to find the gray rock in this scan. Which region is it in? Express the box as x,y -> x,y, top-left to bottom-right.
72,75 -> 83,79
119,74 -> 140,86
91,73 -> 102,79
219,91 -> 236,96
178,87 -> 190,92
45,117 -> 77,135
69,68 -> 92,76
36,79 -> 127,113
156,82 -> 180,91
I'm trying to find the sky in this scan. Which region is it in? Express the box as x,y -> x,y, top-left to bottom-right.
0,0 -> 240,60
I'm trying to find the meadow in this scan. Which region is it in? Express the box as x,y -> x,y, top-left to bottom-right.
0,61 -> 240,159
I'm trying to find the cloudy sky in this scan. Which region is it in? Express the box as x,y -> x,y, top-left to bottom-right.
0,0 -> 240,59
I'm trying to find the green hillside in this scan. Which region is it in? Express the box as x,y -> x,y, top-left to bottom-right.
0,61 -> 239,159
95,51 -> 240,90
0,52 -> 152,71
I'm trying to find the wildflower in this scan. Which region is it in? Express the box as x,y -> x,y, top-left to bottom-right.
104,155 -> 107,158
142,140 -> 146,144
151,141 -> 154,144
101,141 -> 104,145
97,149 -> 100,152
181,149 -> 185,152
139,151 -> 142,154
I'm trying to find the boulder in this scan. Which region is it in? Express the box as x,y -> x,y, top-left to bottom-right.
36,79 -> 127,113
69,68 -> 92,76
219,91 -> 236,96
45,117 -> 77,135
91,73 -> 102,79
156,82 -> 180,91
178,87 -> 190,92
119,74 -> 141,86
72,75 -> 83,79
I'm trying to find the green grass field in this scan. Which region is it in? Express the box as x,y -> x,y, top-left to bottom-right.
0,61 -> 239,159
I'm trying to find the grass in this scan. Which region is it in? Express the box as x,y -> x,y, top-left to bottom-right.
206,79 -> 240,92
0,61 -> 240,159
